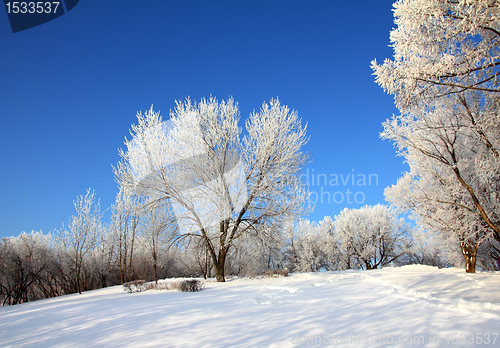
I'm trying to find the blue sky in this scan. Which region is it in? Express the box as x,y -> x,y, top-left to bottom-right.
0,0 -> 404,238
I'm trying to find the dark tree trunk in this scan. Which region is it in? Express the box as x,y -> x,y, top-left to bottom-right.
100,274 -> 107,288
460,241 -> 477,273
213,249 -> 228,282
153,250 -> 158,284
214,265 -> 225,282
75,257 -> 82,294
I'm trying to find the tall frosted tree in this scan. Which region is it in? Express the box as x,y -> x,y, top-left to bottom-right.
140,200 -> 175,283
290,218 -> 336,272
114,97 -> 309,281
58,189 -> 102,293
372,0 -> 500,272
110,188 -> 141,284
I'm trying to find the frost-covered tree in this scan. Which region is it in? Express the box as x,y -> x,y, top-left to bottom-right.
177,237 -> 213,278
291,218 -> 335,272
58,189 -> 102,293
140,201 -> 175,283
245,224 -> 288,273
381,94 -> 500,248
114,97 -> 309,281
372,0 -> 500,272
398,228 -> 457,268
110,188 -> 141,284
372,0 -> 500,240
0,232 -> 60,305
333,205 -> 412,270
89,227 -> 117,288
289,208 -> 411,272
477,238 -> 500,270
386,164 -> 492,273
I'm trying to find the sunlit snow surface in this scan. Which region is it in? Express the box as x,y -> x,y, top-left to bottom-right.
1,265 -> 499,347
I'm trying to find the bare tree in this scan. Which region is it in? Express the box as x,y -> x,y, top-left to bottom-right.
180,238 -> 213,279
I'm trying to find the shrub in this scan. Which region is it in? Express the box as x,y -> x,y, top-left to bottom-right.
247,269 -> 289,279
265,269 -> 289,278
124,278 -> 205,293
123,280 -> 147,293
178,279 -> 204,292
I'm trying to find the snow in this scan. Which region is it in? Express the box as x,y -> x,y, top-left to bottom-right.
0,265 -> 499,347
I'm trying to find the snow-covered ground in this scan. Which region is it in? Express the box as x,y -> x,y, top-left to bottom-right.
0,265 -> 499,347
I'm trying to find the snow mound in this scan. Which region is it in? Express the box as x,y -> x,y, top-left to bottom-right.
363,265 -> 500,319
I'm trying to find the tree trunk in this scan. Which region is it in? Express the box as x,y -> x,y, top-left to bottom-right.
153,249 -> 158,284
214,265 -> 225,282
119,245 -> 125,284
204,246 -> 209,279
128,236 -> 135,282
214,249 -> 227,282
460,241 -> 477,273
75,255 -> 82,294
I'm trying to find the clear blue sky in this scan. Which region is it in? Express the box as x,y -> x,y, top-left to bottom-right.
0,0 -> 404,238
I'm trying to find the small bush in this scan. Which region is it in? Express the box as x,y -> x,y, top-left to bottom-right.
123,280 -> 147,293
153,281 -> 175,291
178,279 -> 204,292
125,278 -> 205,293
248,269 -> 289,279
146,282 -> 156,290
268,269 -> 289,277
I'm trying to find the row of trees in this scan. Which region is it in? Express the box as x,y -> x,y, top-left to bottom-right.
4,199 -> 482,306
372,0 -> 500,272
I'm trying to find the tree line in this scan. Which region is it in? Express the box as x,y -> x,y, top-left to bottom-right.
2,195 -> 497,306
